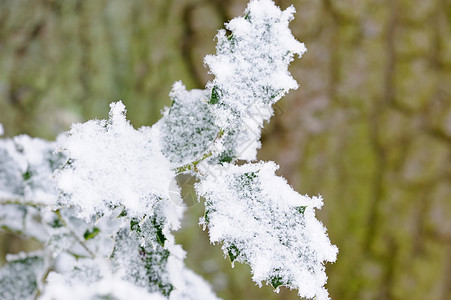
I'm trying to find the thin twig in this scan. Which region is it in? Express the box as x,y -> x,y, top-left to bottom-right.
54,209 -> 95,258
0,198 -> 48,208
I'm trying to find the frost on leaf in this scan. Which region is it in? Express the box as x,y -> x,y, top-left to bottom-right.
204,0 -> 306,161
197,162 -> 338,300
56,101 -> 175,219
160,0 -> 307,164
0,134 -> 63,241
110,205 -> 220,299
111,221 -> 174,296
0,252 -> 44,300
160,81 -> 219,167
0,135 -> 62,205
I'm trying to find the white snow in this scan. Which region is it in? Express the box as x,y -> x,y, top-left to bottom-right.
200,0 -> 306,162
197,161 -> 337,300
0,135 -> 59,205
204,0 -> 306,126
41,273 -> 167,300
56,101 -> 176,219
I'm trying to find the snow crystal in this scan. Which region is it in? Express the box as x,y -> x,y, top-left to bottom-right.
56,101 -> 176,219
197,161 -> 337,300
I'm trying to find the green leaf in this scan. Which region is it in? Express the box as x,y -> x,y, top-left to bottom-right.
130,218 -> 141,233
238,171 -> 259,187
209,86 -> 221,104
151,219 -> 166,247
217,149 -> 235,164
156,227 -> 166,246
227,244 -> 240,263
270,275 -> 284,289
219,155 -> 233,164
296,206 -> 306,214
117,209 -> 127,218
243,171 -> 257,180
49,217 -> 63,228
83,227 -> 100,240
111,228 -> 173,297
22,168 -> 32,181
204,210 -> 210,224
140,246 -> 173,296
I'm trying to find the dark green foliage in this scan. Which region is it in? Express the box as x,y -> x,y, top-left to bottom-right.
204,209 -> 210,225
227,244 -> 240,263
209,86 -> 221,104
140,246 -> 173,297
83,227 -> 100,240
270,275 -> 284,289
130,218 -> 141,233
236,171 -> 260,189
111,225 -> 173,296
49,216 -> 63,228
130,216 -> 166,247
243,171 -> 258,181
296,206 -> 306,215
151,218 -> 166,247
22,168 -> 32,181
218,153 -> 234,164
117,209 -> 127,218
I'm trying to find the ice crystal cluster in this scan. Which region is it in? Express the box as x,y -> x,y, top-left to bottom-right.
0,1 -> 337,299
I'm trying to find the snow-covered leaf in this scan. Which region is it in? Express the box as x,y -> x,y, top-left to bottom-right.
0,252 -> 44,300
0,135 -> 62,205
56,101 -> 176,219
204,0 -> 306,161
197,162 -> 338,300
160,82 -> 219,167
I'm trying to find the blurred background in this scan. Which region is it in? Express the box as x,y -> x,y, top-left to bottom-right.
0,0 -> 450,299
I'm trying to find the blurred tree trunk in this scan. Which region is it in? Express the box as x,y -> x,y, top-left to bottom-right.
0,0 -> 450,299
259,1 -> 451,299
0,0 -> 224,139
